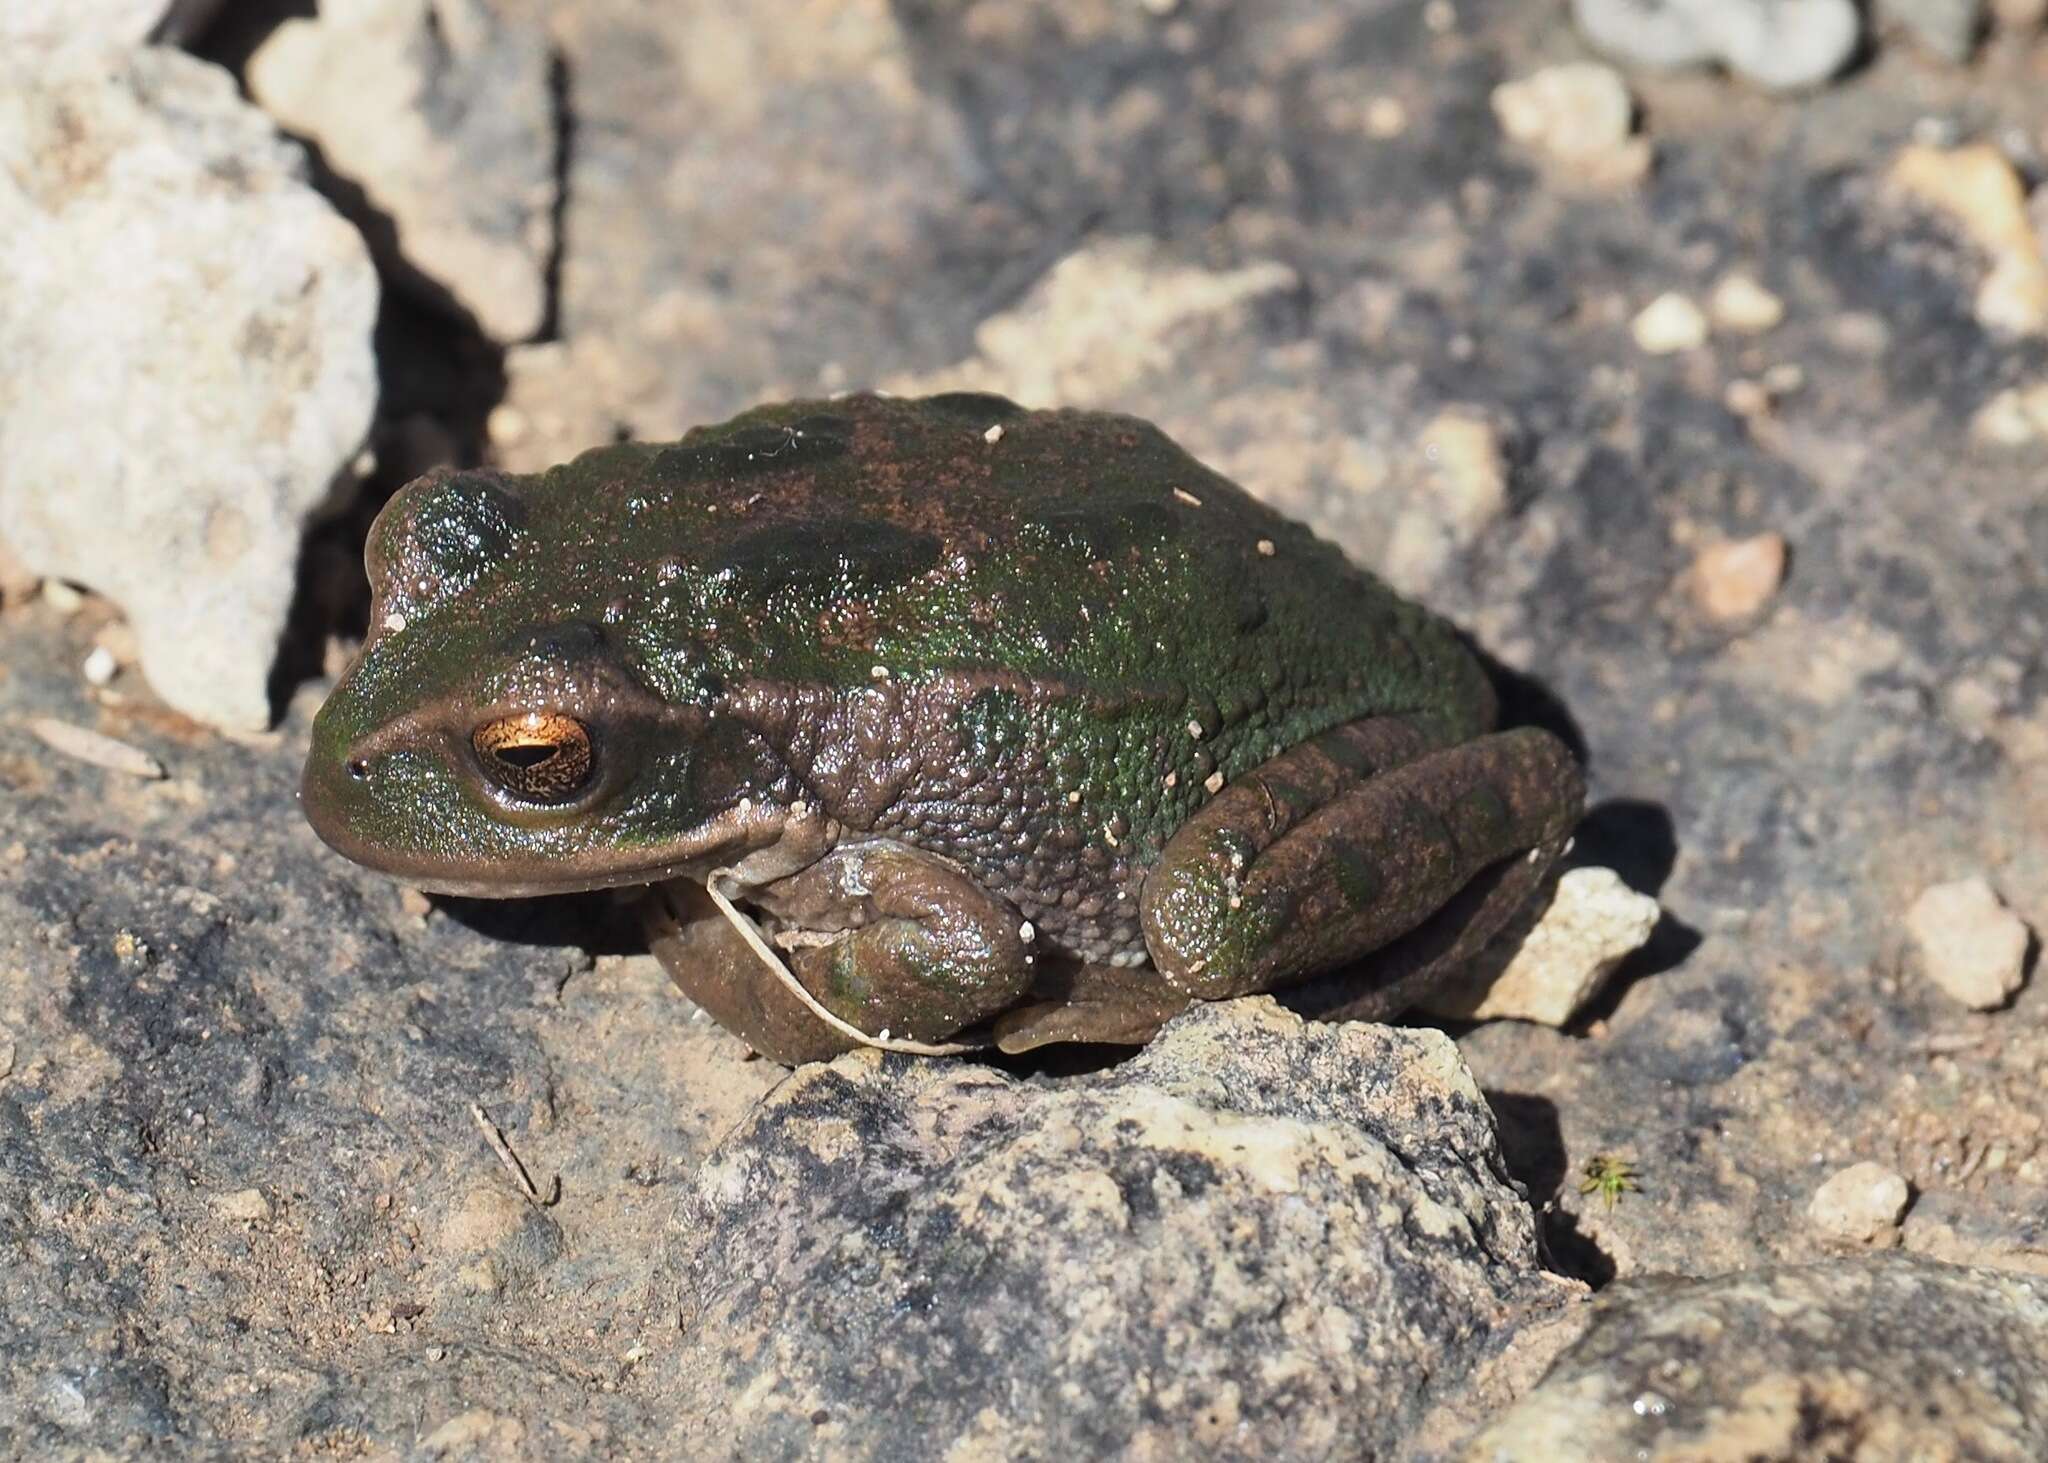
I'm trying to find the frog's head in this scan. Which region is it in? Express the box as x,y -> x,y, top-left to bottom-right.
301,465 -> 783,897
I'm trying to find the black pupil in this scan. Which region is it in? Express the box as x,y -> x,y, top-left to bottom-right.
497,744 -> 558,769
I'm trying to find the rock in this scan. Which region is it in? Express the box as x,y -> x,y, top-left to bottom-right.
248,0 -> 557,344
1807,1161 -> 1911,1245
1573,0 -> 1861,92
1970,382 -> 2048,444
1689,533 -> 1788,622
1906,875 -> 2032,1010
896,236 -> 1298,408
1876,0 -> 1986,60
0,46 -> 378,732
1459,1256 -> 2048,1459
210,1188 -> 272,1223
669,999 -> 1576,1458
1706,272 -> 1785,334
1631,292 -> 1709,354
1490,63 -> 1651,187
1420,868 -> 1662,1027
0,0 -> 179,49
1891,143 -> 2048,337
1384,409 -> 1513,590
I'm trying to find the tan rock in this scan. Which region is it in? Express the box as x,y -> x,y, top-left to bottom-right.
1708,272 -> 1786,334
1631,292 -> 1709,354
1420,867 -> 1661,1027
1690,533 -> 1788,622
211,1187 -> 272,1223
1891,143 -> 2048,336
1905,875 -> 2031,1010
1806,1161 -> 1909,1245
1491,63 -> 1650,186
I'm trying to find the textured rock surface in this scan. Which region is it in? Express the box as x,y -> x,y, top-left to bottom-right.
0,45 -> 377,731
1461,1256 -> 2048,1460
247,0 -> 557,344
668,999 -> 1575,1458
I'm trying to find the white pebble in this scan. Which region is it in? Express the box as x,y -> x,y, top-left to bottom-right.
1807,1161 -> 1909,1245
1632,293 -> 1710,354
1905,876 -> 2031,1010
82,645 -> 118,686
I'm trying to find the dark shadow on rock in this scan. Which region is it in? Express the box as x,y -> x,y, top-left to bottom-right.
1538,1207 -> 1617,1290
1485,1089 -> 1568,1201
1567,798 -> 1678,895
1473,644 -> 1587,765
183,0 -> 313,70
1483,1090 -> 1617,1288
434,891 -> 647,961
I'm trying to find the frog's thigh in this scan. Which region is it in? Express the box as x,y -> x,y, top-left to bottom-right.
1140,720 -> 1584,1004
754,840 -> 1034,1046
642,879 -> 857,1066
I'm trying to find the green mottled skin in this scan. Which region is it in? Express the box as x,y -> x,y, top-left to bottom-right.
305,393 -> 1578,1057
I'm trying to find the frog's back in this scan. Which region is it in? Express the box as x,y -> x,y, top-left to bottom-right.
523,392 -> 1495,758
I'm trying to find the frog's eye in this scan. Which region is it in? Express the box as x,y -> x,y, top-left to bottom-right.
471,713 -> 595,803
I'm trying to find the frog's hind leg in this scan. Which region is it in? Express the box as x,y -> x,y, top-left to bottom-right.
1139,716 -> 1583,1018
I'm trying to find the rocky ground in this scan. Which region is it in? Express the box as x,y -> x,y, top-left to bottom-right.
4,0 -> 2048,1458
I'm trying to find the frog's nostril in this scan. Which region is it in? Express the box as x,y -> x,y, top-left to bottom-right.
346,758 -> 372,781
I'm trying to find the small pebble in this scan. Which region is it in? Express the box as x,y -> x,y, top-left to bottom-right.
1690,533 -> 1787,621
1490,63 -> 1650,186
1807,1161 -> 1910,1245
40,580 -> 85,614
1970,382 -> 2048,444
28,717 -> 167,779
1708,273 -> 1786,334
1905,875 -> 2031,1010
983,423 -> 1004,444
1364,96 -> 1408,139
1631,293 -> 1709,355
82,645 -> 118,687
212,1188 -> 273,1224
1418,867 -> 1661,1026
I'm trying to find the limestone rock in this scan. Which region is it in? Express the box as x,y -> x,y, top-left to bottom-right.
1807,1161 -> 1911,1245
0,46 -> 378,731
1461,1256 -> 2048,1459
670,998 -> 1575,1458
1906,875 -> 2032,1010
249,0 -> 556,344
1421,868 -> 1662,1027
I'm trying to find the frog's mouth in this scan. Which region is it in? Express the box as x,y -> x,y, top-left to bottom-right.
299,756 -> 821,900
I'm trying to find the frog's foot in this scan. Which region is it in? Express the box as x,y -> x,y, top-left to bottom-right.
1138,715 -> 1584,1015
644,878 -> 855,1065
991,960 -> 1192,1053
645,840 -> 1034,1065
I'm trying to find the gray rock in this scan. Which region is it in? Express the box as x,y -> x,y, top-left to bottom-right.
667,998 -> 1579,1459
1877,0 -> 1986,60
1460,1255 -> 2048,1460
1574,0 -> 1862,90
248,0 -> 559,344
0,46 -> 378,732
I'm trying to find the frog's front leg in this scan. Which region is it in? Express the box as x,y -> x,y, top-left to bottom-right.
643,841 -> 1033,1065
1139,716 -> 1584,1018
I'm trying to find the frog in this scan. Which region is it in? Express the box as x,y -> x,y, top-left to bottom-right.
302,392 -> 1584,1064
